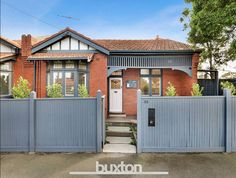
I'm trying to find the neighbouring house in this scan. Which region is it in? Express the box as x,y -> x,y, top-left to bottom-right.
0,28 -> 200,116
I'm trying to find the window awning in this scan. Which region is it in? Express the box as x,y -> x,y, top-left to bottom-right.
28,52 -> 95,62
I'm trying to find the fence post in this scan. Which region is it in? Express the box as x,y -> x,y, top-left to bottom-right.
137,89 -> 142,153
224,89 -> 232,153
96,90 -> 102,153
29,91 -> 36,153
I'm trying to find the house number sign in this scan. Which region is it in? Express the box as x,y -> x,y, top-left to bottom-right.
126,80 -> 137,89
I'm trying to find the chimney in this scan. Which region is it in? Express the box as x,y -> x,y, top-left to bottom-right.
21,34 -> 32,57
155,35 -> 160,39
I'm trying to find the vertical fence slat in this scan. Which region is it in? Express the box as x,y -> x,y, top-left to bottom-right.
29,91 -> 36,152
224,89 -> 232,153
96,90 -> 102,153
137,90 -> 142,153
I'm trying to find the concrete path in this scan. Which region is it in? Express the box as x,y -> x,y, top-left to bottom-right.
1,153 -> 236,178
103,144 -> 136,153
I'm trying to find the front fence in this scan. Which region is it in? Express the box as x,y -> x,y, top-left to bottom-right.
232,97 -> 236,151
137,89 -> 236,153
0,91 -> 104,153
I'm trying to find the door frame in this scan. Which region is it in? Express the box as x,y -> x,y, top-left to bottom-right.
109,77 -> 123,113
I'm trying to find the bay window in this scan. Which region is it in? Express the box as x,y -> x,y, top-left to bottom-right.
0,62 -> 12,96
140,69 -> 161,96
47,61 -> 89,97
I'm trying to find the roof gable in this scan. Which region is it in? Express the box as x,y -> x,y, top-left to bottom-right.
32,28 -> 110,54
0,36 -> 21,50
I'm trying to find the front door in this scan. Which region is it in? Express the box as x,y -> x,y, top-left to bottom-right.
109,78 -> 122,113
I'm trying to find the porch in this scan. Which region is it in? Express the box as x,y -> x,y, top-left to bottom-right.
107,54 -> 197,116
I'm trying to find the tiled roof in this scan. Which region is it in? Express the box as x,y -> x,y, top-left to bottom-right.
94,38 -> 191,51
28,52 -> 94,60
12,28 -> 195,52
0,36 -> 21,48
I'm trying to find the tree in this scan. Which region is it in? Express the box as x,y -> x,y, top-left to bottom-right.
47,83 -> 63,98
78,84 -> 89,97
180,0 -> 236,70
221,81 -> 236,95
165,82 -> 178,96
191,83 -> 204,96
12,76 -> 31,98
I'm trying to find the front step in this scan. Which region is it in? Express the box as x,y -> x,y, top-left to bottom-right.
106,126 -> 131,137
106,117 -> 137,127
109,113 -> 127,118
106,136 -> 131,144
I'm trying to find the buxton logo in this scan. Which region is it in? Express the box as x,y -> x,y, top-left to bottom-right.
69,161 -> 169,175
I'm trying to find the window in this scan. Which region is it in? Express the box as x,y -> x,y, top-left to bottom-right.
0,62 -> 12,96
140,69 -> 161,96
65,72 -> 75,96
47,61 -> 89,97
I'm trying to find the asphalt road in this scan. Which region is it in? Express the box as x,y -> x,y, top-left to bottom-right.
1,152 -> 236,178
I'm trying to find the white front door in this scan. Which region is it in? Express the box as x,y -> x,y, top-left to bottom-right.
109,78 -> 122,113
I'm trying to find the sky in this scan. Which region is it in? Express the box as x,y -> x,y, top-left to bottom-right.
1,0 -> 235,73
1,0 -> 190,42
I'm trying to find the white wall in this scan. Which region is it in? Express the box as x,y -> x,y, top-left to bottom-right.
45,37 -> 95,51
0,43 -> 14,53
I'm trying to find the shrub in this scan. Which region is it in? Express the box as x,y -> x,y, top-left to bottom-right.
221,81 -> 236,95
12,76 -> 31,98
47,83 -> 63,98
78,84 -> 89,97
165,82 -> 177,96
191,83 -> 204,96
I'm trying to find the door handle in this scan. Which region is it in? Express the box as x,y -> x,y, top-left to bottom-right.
114,91 -> 118,93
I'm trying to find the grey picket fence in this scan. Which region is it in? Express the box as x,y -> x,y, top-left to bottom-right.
137,89 -> 236,153
0,91 -> 104,153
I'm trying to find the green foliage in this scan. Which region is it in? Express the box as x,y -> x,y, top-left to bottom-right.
47,83 -> 63,98
221,81 -> 236,95
12,76 -> 31,98
165,82 -> 177,96
191,83 -> 204,96
78,84 -> 89,97
221,72 -> 236,79
181,0 -> 236,69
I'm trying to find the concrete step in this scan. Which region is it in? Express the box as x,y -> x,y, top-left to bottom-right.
109,114 -> 127,118
103,144 -> 136,153
106,137 -> 131,144
106,117 -> 137,127
106,126 -> 131,137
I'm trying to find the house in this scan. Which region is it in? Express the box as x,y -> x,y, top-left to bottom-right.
0,28 -> 200,116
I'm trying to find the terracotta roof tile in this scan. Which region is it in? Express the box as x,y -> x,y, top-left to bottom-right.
0,36 -> 21,48
94,38 -> 191,51
10,28 -> 194,52
28,52 -> 94,60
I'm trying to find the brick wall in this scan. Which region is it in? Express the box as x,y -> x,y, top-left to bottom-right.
36,61 -> 47,98
122,69 -> 140,116
13,35 -> 34,90
162,53 -> 199,96
89,53 -> 108,116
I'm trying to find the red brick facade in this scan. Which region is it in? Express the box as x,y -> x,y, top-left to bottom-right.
2,29 -> 200,117
122,69 -> 140,116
